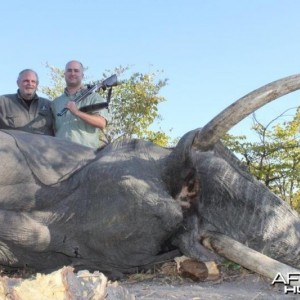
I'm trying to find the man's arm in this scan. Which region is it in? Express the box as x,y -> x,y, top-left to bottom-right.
66,101 -> 107,129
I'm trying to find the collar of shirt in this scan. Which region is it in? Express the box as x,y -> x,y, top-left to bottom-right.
17,89 -> 39,102
64,85 -> 86,97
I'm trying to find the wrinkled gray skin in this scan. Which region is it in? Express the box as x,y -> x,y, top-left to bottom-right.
1,74 -> 300,279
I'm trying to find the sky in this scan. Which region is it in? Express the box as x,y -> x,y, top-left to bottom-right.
1,0 -> 300,140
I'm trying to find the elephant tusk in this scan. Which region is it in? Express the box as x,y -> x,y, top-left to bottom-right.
192,74 -> 300,151
200,231 -> 300,286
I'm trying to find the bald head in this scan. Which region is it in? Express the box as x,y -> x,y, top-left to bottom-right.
64,60 -> 84,89
65,60 -> 84,71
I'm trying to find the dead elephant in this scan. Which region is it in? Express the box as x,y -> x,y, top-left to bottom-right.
0,74 -> 300,280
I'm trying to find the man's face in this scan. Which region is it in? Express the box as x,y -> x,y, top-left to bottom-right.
64,61 -> 84,88
17,71 -> 38,100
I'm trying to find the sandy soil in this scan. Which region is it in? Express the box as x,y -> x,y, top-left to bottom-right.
0,264 -> 298,299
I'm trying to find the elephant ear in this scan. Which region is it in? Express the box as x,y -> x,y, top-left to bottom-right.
2,130 -> 97,185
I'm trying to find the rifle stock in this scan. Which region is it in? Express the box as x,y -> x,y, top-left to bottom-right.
79,102 -> 108,113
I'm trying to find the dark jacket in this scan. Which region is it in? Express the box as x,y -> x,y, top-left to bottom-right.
0,92 -> 54,136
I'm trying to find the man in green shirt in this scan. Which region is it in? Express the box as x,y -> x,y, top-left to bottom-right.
51,60 -> 109,148
0,69 -> 53,135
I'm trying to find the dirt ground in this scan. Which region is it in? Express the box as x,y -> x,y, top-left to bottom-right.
0,263 -> 298,299
119,265 -> 298,300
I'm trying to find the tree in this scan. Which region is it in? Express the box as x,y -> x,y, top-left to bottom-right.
40,64 -> 172,147
101,67 -> 170,145
41,63 -> 65,99
223,107 -> 300,211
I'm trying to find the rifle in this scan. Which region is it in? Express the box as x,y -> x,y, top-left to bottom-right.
56,74 -> 118,117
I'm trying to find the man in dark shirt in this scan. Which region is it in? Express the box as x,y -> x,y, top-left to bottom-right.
0,69 -> 53,135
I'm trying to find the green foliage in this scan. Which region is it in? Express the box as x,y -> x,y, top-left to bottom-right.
102,67 -> 169,144
140,130 -> 171,147
223,107 -> 300,211
221,259 -> 241,271
291,191 -> 300,212
40,64 -> 171,146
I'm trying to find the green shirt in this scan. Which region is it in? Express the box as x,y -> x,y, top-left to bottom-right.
0,91 -> 54,135
51,88 -> 110,148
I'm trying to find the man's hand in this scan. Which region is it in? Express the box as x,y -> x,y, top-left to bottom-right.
66,101 -> 79,115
